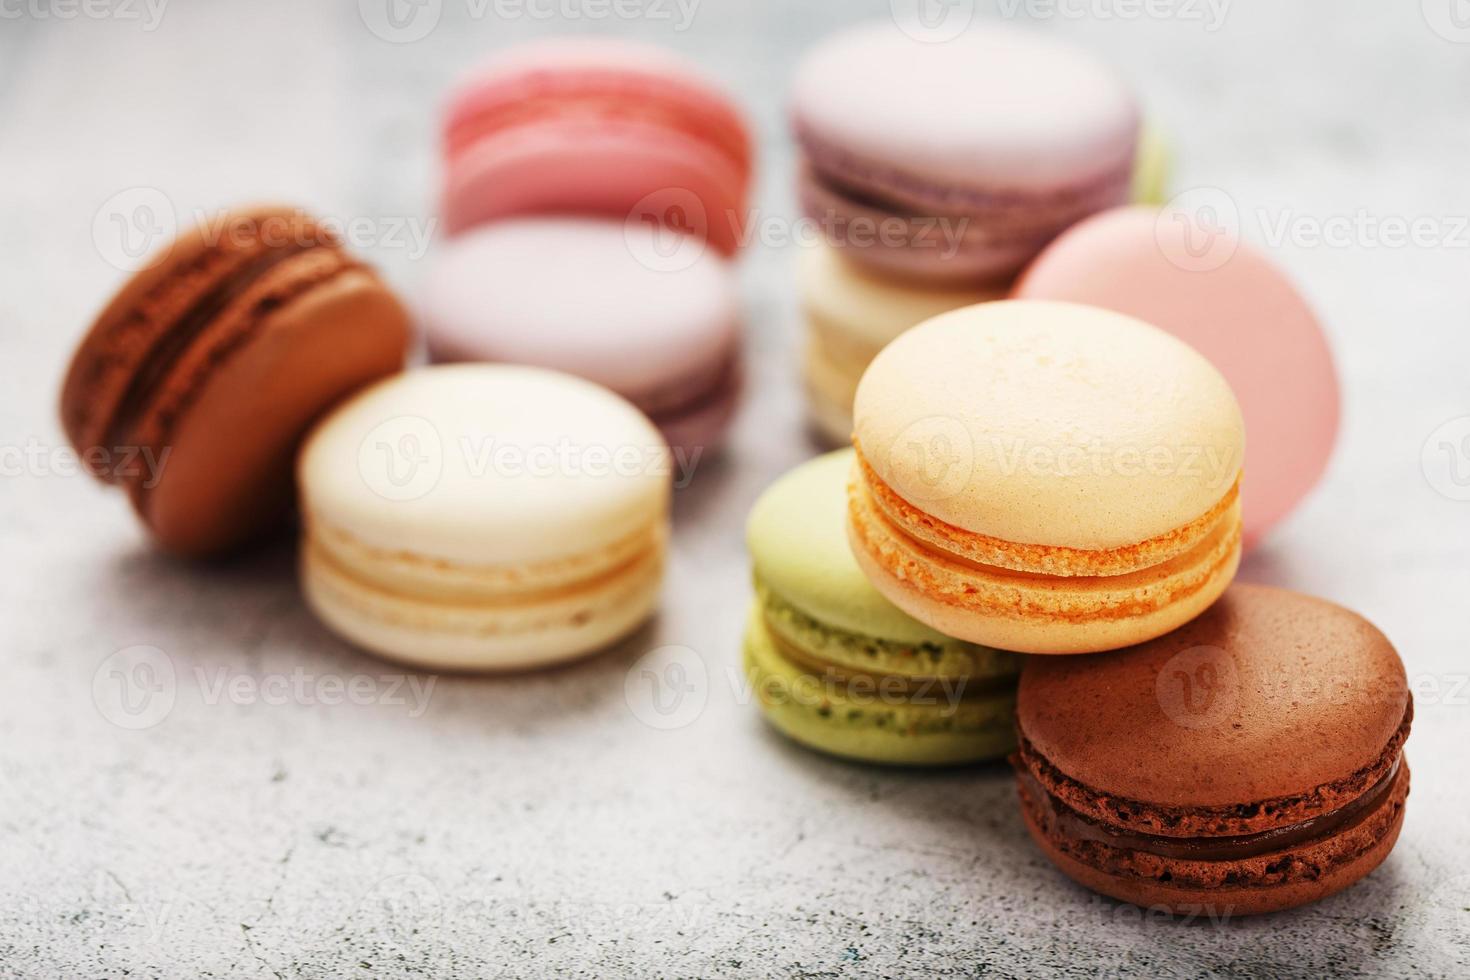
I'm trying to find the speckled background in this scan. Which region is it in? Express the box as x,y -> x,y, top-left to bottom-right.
2,1 -> 1468,976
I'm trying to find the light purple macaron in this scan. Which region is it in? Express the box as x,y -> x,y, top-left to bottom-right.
422,217 -> 741,458
791,20 -> 1139,285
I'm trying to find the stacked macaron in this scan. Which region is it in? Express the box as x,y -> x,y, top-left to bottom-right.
428,38 -> 755,456
745,298 -> 1408,915
790,21 -> 1146,442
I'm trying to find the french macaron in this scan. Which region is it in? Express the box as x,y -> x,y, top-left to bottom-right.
799,240 -> 1003,446
1014,584 -> 1411,916
790,20 -> 1138,285
848,300 -> 1245,655
59,205 -> 410,557
423,217 -> 740,459
441,37 -> 752,255
1014,205 -> 1339,548
298,364 -> 669,672
745,450 -> 1020,766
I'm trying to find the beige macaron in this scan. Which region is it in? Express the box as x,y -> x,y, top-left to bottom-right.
848,300 -> 1244,654
800,241 -> 1003,445
298,364 -> 670,671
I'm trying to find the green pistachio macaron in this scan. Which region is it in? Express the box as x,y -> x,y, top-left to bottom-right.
744,449 -> 1020,766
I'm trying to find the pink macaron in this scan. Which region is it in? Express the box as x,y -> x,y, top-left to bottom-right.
441,37 -> 753,256
790,21 -> 1139,285
422,216 -> 741,458
1014,205 -> 1340,548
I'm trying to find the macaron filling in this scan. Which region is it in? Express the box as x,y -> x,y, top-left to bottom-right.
755,577 -> 1017,695
104,240 -> 347,457
855,452 -> 1240,578
848,460 -> 1242,625
1017,757 -> 1404,865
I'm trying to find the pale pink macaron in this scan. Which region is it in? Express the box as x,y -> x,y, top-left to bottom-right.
1014,205 -> 1340,548
791,20 -> 1138,285
423,216 -> 741,458
441,37 -> 752,255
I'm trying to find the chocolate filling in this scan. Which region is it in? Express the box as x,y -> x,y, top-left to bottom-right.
103,239 -> 338,453
1019,758 -> 1403,862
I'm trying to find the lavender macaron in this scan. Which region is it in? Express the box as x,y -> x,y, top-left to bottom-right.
791,20 -> 1139,284
422,216 -> 741,460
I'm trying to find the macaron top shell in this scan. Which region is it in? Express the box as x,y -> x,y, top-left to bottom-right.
791,20 -> 1137,194
1017,584 -> 1409,809
1014,206 -> 1339,546
299,364 -> 670,567
423,218 -> 738,402
853,300 -> 1244,551
747,449 -> 954,647
798,240 -> 1003,350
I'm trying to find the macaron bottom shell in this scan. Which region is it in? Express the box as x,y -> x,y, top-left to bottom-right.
302,526 -> 665,672
1017,762 -> 1410,917
742,606 -> 1016,767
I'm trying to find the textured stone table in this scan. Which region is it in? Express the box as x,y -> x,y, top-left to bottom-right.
2,1 -> 1467,976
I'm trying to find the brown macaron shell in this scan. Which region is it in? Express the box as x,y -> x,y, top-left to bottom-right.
60,206 -> 410,556
1014,583 -> 1411,915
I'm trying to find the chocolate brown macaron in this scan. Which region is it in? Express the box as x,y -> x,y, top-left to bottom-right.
1013,584 -> 1411,917
60,206 -> 410,557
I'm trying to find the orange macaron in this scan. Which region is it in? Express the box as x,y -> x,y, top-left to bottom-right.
847,300 -> 1245,655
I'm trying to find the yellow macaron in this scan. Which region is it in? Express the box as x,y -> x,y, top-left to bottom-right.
848,300 -> 1244,654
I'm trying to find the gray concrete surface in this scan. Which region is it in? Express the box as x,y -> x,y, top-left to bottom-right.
1,0 -> 1468,976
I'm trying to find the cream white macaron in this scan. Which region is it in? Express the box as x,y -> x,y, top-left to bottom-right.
298,364 -> 670,671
